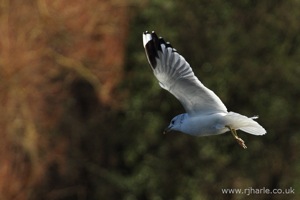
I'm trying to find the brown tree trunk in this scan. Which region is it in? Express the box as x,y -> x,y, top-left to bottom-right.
0,0 -> 129,199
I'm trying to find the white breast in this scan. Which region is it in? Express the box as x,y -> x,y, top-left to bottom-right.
181,113 -> 228,136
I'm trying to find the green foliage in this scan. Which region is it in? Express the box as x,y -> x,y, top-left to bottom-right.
109,0 -> 300,199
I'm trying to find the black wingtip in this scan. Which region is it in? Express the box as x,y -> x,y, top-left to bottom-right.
143,31 -> 176,69
166,42 -> 173,49
151,32 -> 162,51
144,31 -> 159,68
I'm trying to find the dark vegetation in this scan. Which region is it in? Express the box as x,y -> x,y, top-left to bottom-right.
0,0 -> 299,199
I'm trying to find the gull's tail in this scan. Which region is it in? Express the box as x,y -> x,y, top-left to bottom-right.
224,112 -> 267,135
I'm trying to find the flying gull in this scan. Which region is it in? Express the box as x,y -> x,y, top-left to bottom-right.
143,31 -> 266,149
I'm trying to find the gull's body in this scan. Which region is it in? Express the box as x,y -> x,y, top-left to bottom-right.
143,31 -> 266,148
181,113 -> 228,136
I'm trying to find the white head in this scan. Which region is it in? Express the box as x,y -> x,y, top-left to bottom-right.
164,113 -> 187,133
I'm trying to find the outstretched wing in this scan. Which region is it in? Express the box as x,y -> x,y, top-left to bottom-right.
143,31 -> 227,115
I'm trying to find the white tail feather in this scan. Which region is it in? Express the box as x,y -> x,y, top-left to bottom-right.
225,112 -> 266,136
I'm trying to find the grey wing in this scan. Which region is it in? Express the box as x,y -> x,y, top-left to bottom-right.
143,31 -> 227,115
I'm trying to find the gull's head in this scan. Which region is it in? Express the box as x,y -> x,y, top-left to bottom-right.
164,113 -> 187,134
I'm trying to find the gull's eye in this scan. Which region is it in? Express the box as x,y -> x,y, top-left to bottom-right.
171,120 -> 175,125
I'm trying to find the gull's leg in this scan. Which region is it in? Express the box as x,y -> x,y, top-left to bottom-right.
225,125 -> 247,149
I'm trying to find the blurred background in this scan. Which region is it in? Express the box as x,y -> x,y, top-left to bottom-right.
0,0 -> 300,199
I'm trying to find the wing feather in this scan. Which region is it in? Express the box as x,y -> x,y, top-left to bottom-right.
143,31 -> 227,115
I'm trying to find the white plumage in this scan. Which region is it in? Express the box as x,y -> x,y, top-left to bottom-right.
143,31 -> 266,148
